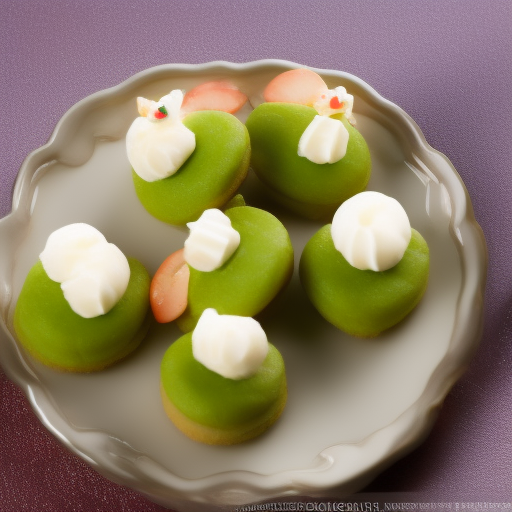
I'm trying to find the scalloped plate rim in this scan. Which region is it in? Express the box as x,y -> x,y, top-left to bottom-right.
0,60 -> 488,508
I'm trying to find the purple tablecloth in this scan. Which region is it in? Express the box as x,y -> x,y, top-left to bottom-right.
1,1 -> 511,510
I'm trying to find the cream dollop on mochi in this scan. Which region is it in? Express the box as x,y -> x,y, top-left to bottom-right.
331,191 -> 412,272
184,209 -> 240,272
39,223 -> 130,318
126,89 -> 196,182
298,115 -> 349,164
297,86 -> 355,165
192,309 -> 269,380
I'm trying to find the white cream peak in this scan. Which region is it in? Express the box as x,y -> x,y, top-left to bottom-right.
331,191 -> 412,271
192,309 -> 269,380
313,86 -> 355,123
298,115 -> 349,164
184,209 -> 240,272
297,85 -> 355,165
40,223 -> 130,318
126,89 -> 196,182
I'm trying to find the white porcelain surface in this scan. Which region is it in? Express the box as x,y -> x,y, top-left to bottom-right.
0,61 -> 487,511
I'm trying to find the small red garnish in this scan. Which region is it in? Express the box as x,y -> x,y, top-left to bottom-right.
330,97 -> 342,109
154,105 -> 168,119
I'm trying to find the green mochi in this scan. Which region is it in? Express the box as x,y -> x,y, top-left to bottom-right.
176,206 -> 294,332
14,258 -> 150,371
299,225 -> 429,337
245,103 -> 371,219
161,333 -> 286,429
132,110 -> 251,225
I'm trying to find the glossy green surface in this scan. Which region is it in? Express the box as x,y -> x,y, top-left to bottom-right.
246,103 -> 371,216
299,226 -> 429,337
176,206 -> 294,332
132,110 -> 250,225
161,333 -> 286,428
14,258 -> 150,371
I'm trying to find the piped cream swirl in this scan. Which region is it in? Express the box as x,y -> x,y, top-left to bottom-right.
184,209 -> 240,272
298,86 -> 356,164
39,223 -> 130,318
331,192 -> 411,271
192,309 -> 269,380
126,90 -> 196,182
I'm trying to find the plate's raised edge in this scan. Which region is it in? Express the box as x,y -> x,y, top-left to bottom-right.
0,60 -> 488,506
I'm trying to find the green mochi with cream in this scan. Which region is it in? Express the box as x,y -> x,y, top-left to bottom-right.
14,258 -> 150,371
161,332 -> 286,430
177,205 -> 294,332
132,110 -> 250,225
245,103 -> 371,220
300,225 -> 429,337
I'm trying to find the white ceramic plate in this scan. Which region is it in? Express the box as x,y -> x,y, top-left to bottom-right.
0,61 -> 487,511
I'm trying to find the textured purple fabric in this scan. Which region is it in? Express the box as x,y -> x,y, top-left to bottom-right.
1,1 -> 511,510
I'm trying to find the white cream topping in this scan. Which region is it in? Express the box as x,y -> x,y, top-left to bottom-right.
126,89 -> 196,182
313,86 -> 355,123
184,209 -> 240,272
297,85 -> 356,165
331,191 -> 412,272
39,223 -> 130,318
192,309 -> 269,380
298,115 -> 349,164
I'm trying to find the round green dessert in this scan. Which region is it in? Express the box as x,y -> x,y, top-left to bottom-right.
14,258 -> 150,372
299,225 -> 429,337
132,110 -> 251,225
245,103 -> 371,220
176,205 -> 294,332
160,332 -> 287,445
